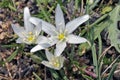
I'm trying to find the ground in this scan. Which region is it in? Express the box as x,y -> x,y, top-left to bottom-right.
0,0 -> 120,80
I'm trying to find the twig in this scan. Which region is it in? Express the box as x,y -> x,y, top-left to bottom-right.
80,0 -> 84,15
99,45 -> 112,60
101,55 -> 120,76
0,75 -> 9,80
0,54 -> 13,80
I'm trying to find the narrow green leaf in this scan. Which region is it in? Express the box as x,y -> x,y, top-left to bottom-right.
30,54 -> 42,64
8,4 -> 17,11
36,0 -> 51,22
1,44 -> 18,48
75,0 -> 79,10
98,34 -> 102,57
49,69 -> 60,79
98,34 -> 102,80
82,74 -> 94,80
33,72 -> 42,80
0,61 -> 5,66
6,49 -> 18,62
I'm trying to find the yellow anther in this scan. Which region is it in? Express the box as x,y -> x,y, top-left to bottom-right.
53,62 -> 60,67
51,58 -> 60,68
27,35 -> 35,42
27,32 -> 35,43
23,31 -> 36,44
58,33 -> 65,40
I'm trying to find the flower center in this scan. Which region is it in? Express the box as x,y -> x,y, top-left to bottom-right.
50,58 -> 60,68
58,33 -> 65,41
24,32 -> 36,44
27,35 -> 35,42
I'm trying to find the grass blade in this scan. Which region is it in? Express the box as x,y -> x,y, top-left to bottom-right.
107,63 -> 118,80
33,72 -> 42,80
6,49 -> 18,62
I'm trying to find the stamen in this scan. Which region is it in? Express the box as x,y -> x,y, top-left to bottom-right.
58,33 -> 65,40
51,58 -> 60,68
23,32 -> 36,44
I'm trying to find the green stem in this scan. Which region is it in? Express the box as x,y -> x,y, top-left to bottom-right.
98,34 -> 102,59
86,1 -> 100,78
91,43 -> 99,79
98,34 -> 102,80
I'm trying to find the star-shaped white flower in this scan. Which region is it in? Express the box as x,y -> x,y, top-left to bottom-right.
41,50 -> 64,70
29,4 -> 90,56
12,7 -> 51,50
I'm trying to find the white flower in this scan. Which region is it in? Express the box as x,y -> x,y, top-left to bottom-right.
12,7 -> 41,44
41,50 -> 64,70
29,4 -> 90,56
12,7 -> 51,50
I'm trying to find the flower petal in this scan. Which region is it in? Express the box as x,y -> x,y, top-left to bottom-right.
55,4 -> 65,32
41,61 -> 54,69
55,41 -> 66,56
45,50 -> 54,61
67,34 -> 88,44
29,17 -> 57,36
33,22 -> 42,36
16,38 -> 24,43
66,15 -> 89,33
36,36 -> 56,47
41,61 -> 60,70
48,36 -> 58,45
30,44 -> 51,52
36,36 -> 50,44
12,24 -> 26,38
24,7 -> 34,32
59,56 -> 65,68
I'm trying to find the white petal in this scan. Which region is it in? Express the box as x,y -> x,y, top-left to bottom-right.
55,4 -> 65,32
41,61 -> 60,70
55,41 -> 66,56
41,61 -> 54,69
30,44 -> 51,52
45,50 -> 54,61
66,15 -> 90,33
33,22 -> 42,36
12,24 -> 26,38
48,36 -> 58,46
16,38 -> 24,43
67,34 -> 87,44
36,36 -> 50,44
36,36 -> 56,47
59,56 -> 65,68
24,7 -> 34,32
29,17 -> 57,36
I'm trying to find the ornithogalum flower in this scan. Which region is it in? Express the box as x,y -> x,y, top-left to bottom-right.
29,4 -> 90,56
41,50 -> 64,70
12,7 -> 51,50
12,7 -> 41,44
